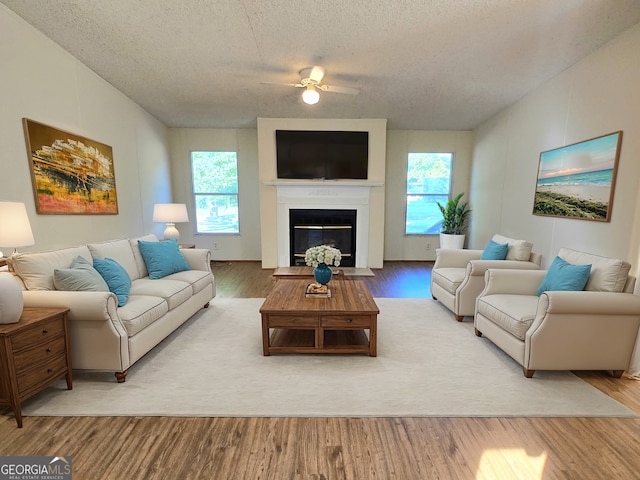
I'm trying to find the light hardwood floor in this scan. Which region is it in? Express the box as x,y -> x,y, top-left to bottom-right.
2,261 -> 640,479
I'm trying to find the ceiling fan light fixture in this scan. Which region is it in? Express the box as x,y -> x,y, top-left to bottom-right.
302,85 -> 320,105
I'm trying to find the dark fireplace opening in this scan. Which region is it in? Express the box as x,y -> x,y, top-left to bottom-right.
289,209 -> 356,267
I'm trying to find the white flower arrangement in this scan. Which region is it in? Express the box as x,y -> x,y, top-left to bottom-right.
304,245 -> 342,267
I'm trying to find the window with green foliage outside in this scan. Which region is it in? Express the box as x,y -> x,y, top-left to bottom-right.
405,152 -> 453,234
191,151 -> 239,234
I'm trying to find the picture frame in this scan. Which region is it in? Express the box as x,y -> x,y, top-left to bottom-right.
533,131 -> 622,222
23,118 -> 118,215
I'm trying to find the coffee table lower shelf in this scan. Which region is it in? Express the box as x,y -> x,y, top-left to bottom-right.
268,328 -> 371,354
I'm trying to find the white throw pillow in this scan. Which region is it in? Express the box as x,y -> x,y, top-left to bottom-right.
558,247 -> 630,292
8,245 -> 93,291
492,234 -> 533,261
88,239 -> 140,281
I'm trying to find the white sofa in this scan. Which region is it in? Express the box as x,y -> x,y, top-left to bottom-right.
474,248 -> 640,378
7,235 -> 215,382
431,234 -> 542,321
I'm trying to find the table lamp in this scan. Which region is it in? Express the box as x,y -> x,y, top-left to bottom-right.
153,203 -> 189,241
0,202 -> 34,324
0,202 -> 35,255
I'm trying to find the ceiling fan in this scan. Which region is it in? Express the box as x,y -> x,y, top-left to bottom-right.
262,66 -> 359,104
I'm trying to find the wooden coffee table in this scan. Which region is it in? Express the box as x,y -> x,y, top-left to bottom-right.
260,279 -> 379,356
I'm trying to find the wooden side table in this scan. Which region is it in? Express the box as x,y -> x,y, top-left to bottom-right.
0,307 -> 72,427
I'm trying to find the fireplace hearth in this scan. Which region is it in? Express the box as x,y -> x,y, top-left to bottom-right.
289,209 -> 356,267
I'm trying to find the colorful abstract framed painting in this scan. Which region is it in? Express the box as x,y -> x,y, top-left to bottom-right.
23,119 -> 118,214
533,131 -> 622,222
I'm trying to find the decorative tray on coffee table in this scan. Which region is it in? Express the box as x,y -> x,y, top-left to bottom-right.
305,283 -> 331,298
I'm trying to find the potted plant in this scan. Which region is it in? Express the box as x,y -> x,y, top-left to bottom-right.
437,192 -> 471,249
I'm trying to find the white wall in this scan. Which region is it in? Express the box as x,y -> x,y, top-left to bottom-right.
385,130 -> 474,260
167,128 -> 262,260
0,5 -> 172,252
470,22 -> 640,281
167,125 -> 472,264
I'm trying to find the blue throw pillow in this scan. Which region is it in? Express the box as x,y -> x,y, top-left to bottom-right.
481,240 -> 508,260
93,257 -> 132,307
537,256 -> 591,296
138,238 -> 191,280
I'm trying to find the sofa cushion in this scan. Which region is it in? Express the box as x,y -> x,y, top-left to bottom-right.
431,268 -> 465,295
165,269 -> 213,295
537,256 -> 591,296
117,295 -> 168,337
129,234 -> 158,279
93,258 -> 132,307
53,256 -> 109,292
138,239 -> 191,279
481,239 -> 508,260
130,278 -> 192,310
492,234 -> 533,261
88,239 -> 140,281
8,245 -> 93,291
477,294 -> 539,341
558,247 -> 631,293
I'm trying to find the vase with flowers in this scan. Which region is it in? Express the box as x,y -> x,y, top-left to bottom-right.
305,245 -> 342,285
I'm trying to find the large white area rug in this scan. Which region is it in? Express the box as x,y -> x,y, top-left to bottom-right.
22,298 -> 636,418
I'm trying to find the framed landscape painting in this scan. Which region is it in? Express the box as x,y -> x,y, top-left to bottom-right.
533,131 -> 622,222
23,119 -> 118,214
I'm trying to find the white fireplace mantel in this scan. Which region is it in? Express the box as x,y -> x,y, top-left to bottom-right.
269,182 -> 383,268
263,180 -> 384,187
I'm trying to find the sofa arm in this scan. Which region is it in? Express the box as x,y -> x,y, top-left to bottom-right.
481,269 -> 547,296
22,289 -> 130,373
434,249 -> 482,269
525,291 -> 640,371
22,290 -> 120,322
180,248 -> 212,271
539,290 -> 640,315
467,259 -> 541,276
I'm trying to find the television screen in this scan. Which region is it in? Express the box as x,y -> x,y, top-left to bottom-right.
276,130 -> 369,180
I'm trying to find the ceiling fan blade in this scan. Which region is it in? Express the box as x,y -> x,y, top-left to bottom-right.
260,81 -> 304,88
318,84 -> 360,95
309,66 -> 325,83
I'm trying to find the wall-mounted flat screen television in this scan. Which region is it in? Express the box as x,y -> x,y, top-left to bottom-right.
275,130 -> 369,180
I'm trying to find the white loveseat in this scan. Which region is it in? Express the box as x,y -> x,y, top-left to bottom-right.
7,235 -> 215,382
474,248 -> 640,378
431,234 -> 542,321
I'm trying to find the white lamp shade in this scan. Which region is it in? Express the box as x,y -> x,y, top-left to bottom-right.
153,203 -> 189,223
0,202 -> 35,249
302,86 -> 320,105
153,203 -> 189,241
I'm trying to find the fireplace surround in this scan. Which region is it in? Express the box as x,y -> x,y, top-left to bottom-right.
271,183 -> 377,268
257,117 -> 387,268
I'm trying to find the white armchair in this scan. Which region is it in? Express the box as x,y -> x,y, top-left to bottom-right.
431,234 -> 542,321
474,248 -> 640,378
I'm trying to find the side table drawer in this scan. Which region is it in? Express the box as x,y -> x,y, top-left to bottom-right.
17,354 -> 68,396
321,316 -> 372,328
11,316 -> 65,351
14,335 -> 67,372
267,315 -> 318,328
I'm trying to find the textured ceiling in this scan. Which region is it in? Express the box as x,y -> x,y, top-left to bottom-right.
3,0 -> 640,129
